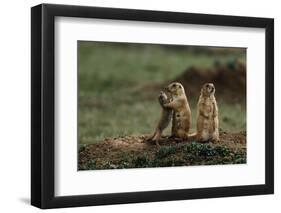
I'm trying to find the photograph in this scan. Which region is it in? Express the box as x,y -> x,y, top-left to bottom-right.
29,2 -> 274,209
78,41 -> 247,170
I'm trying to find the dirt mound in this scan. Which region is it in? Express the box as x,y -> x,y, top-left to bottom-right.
79,132 -> 246,170
173,61 -> 246,103
133,60 -> 246,103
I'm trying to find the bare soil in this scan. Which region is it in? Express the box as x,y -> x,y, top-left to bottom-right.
79,131 -> 246,170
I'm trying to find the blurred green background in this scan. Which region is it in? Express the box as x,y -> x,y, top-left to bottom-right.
78,41 -> 246,145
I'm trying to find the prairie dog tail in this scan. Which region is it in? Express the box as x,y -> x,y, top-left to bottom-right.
188,132 -> 197,141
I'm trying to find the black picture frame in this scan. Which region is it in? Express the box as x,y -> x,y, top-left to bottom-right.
31,3 -> 274,209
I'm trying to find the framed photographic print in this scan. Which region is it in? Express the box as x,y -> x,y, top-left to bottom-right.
31,3 -> 274,209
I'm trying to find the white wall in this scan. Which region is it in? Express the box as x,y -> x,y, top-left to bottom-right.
0,0 -> 279,212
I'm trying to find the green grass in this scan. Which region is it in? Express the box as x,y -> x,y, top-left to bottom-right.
78,41 -> 246,144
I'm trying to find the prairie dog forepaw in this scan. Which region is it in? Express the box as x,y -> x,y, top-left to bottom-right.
158,91 -> 168,105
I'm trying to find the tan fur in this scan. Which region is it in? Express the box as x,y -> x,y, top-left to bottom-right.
149,91 -> 173,146
195,83 -> 219,143
164,82 -> 192,139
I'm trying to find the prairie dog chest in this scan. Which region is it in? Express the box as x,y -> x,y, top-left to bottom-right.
171,96 -> 188,122
203,99 -> 214,117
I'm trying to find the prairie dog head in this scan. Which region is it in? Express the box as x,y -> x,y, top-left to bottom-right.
201,83 -> 215,97
165,82 -> 185,97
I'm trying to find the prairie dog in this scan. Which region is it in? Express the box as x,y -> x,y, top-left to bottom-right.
164,82 -> 192,139
149,91 -> 173,146
196,83 -> 219,143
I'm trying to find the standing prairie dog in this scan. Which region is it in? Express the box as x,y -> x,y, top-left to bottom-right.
164,82 -> 192,139
196,83 -> 219,143
149,91 -> 173,146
